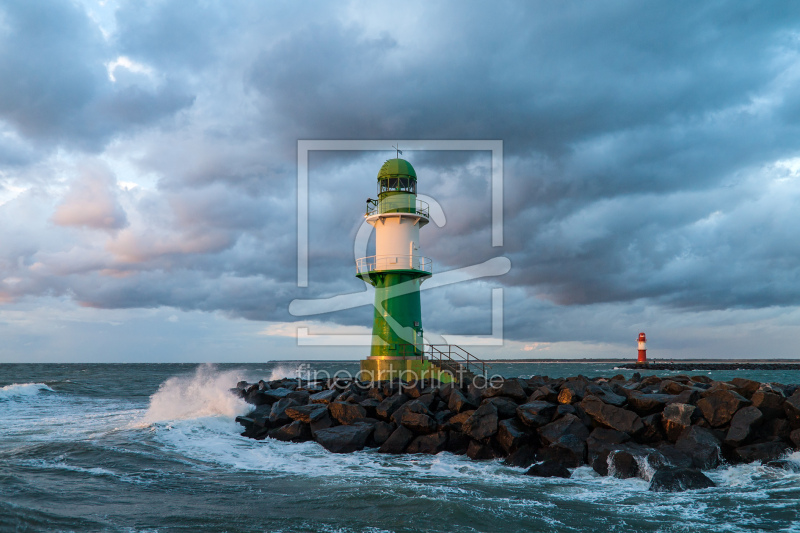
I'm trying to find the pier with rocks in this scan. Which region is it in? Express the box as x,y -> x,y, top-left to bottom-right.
232,373 -> 800,492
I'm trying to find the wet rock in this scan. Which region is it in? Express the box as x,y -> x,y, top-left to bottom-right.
497,418 -> 532,454
445,431 -> 471,455
766,459 -> 800,472
666,389 -> 700,406
482,397 -> 519,419
725,406 -> 763,446
483,378 -> 528,403
608,450 -> 639,479
539,434 -> 586,468
783,392 -> 800,428
538,414 -> 590,446
466,440 -> 496,460
731,378 -> 760,399
588,385 -> 627,407
375,393 -> 410,419
315,423 -> 373,453
445,410 -> 474,432
448,388 -> 477,413
463,402 -> 499,440
285,404 -> 328,424
359,398 -> 381,418
554,404 -> 577,419
655,443 -> 693,469
750,391 -> 785,420
626,393 -> 671,415
372,421 -> 395,446
516,401 -> 558,428
675,426 -> 722,469
262,387 -> 296,403
734,442 -> 792,464
406,431 -> 448,454
309,412 -> 334,437
309,389 -> 339,404
505,444 -> 538,468
329,401 -> 367,425
648,467 -> 715,492
791,428 -> 800,448
378,426 -> 415,454
400,411 -> 438,434
696,390 -> 751,427
661,403 -> 697,442
640,413 -> 665,443
391,399 -> 432,425
525,460 -> 571,478
580,396 -> 644,435
269,420 -> 312,442
659,380 -> 688,395
269,398 -> 301,425
287,390 -> 311,404
528,386 -> 559,403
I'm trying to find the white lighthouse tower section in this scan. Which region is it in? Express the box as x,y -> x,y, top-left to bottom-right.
373,215 -> 420,270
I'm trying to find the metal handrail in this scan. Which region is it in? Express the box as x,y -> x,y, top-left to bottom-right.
356,255 -> 432,275
366,199 -> 429,218
395,343 -> 491,378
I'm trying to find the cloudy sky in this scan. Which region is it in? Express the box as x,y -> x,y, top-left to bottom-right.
1,0 -> 800,362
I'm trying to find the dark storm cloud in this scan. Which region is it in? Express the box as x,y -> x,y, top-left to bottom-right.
2,0 -> 800,351
0,0 -> 194,152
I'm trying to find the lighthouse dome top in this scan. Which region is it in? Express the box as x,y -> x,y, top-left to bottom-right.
377,158 -> 417,181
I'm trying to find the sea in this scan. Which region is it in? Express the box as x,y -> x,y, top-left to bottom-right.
1,362 -> 799,533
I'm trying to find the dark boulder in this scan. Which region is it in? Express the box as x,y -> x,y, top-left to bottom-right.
725,406 -> 763,446
406,431 -> 449,454
505,444 -> 538,468
751,391 -> 785,420
378,426 -> 415,454
269,420 -> 312,442
445,431 -> 471,455
696,390 -> 751,427
655,443 -> 693,469
497,418 -> 532,454
528,386 -> 559,403
734,442 -> 792,464
445,410 -> 474,433
640,413 -> 665,443
580,396 -> 644,435
466,440 -> 496,460
666,389 -> 700,406
309,412 -> 334,437
329,401 -> 367,425
375,393 -> 409,420
516,401 -> 558,428
372,421 -> 395,447
309,389 -> 339,404
608,450 -> 639,479
791,428 -> 800,448
648,467 -> 715,492
285,404 -> 328,424
448,388 -> 477,413
783,392 -> 800,428
262,387 -> 296,403
314,423 -> 373,453
482,397 -> 519,419
400,411 -> 438,434
627,393 -> 671,415
661,403 -> 696,442
269,398 -> 300,425
483,378 -> 528,403
675,426 -> 722,469
538,414 -> 590,446
554,404 -> 577,419
731,378 -> 760,399
463,402 -> 499,440
525,460 -> 571,478
539,434 -> 586,468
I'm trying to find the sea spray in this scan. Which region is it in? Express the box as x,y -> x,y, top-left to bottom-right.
142,364 -> 250,424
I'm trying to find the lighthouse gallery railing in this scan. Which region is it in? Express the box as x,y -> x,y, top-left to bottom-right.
356,255 -> 432,274
366,199 -> 430,218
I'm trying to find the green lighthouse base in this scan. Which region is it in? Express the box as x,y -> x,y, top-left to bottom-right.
359,356 -> 455,383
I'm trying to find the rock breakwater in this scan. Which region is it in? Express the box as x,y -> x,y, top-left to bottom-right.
232,373 -> 800,491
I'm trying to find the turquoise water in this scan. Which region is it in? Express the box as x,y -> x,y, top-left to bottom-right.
1,362 -> 799,532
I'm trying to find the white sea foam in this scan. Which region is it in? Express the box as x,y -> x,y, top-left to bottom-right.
140,364 -> 251,425
0,382 -> 54,400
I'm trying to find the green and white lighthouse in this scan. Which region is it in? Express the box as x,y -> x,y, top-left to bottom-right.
356,158 -> 440,381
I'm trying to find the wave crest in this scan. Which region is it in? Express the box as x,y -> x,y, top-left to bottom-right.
0,382 -> 54,400
141,364 -> 250,424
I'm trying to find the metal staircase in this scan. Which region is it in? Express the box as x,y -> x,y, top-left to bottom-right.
397,343 -> 490,383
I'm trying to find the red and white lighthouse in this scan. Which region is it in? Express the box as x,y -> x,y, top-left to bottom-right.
637,332 -> 647,364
